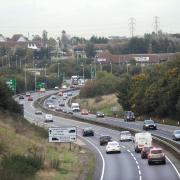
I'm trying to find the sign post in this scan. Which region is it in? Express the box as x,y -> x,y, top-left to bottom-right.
48,127 -> 77,143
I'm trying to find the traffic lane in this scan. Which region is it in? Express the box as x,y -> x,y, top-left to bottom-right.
74,113 -> 180,145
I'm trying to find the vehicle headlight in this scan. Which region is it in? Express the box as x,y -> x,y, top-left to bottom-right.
127,116 -> 129,119
145,125 -> 148,126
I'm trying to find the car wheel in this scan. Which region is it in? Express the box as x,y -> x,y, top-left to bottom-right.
163,160 -> 166,165
106,151 -> 109,154
141,155 -> 145,159
148,161 -> 152,165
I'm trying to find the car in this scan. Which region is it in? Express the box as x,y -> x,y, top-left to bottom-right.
19,95 -> 24,100
67,92 -> 73,96
59,102 -> 65,106
50,95 -> 56,100
35,110 -> 42,115
58,91 -> 63,96
55,107 -> 62,112
100,135 -> 112,145
44,114 -> 53,122
141,145 -> 153,159
96,111 -> 105,118
67,109 -> 73,114
172,130 -> 180,141
81,109 -> 89,115
82,127 -> 94,136
54,86 -> 59,90
48,104 -> 55,109
148,148 -> 166,165
124,111 -> 135,122
28,96 -> 33,101
119,131 -> 132,141
106,141 -> 121,154
143,120 -> 157,130
62,108 -> 68,113
25,92 -> 31,97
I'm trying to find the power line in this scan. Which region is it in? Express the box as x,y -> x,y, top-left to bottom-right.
129,17 -> 136,37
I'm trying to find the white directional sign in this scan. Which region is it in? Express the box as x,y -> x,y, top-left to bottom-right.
49,127 -> 77,143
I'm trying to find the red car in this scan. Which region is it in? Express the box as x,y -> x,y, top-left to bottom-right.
28,96 -> 33,101
81,109 -> 89,115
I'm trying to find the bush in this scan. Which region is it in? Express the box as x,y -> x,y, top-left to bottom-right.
0,154 -> 43,180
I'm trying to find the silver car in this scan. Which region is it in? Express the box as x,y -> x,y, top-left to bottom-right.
172,130 -> 180,141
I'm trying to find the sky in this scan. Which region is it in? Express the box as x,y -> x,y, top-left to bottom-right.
0,0 -> 179,39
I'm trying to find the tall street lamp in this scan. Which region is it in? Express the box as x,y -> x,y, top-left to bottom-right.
34,64 -> 37,92
58,63 -> 60,79
44,64 -> 47,88
16,55 -> 18,68
81,64 -> 84,81
24,63 -> 27,92
110,62 -> 112,74
90,64 -> 92,80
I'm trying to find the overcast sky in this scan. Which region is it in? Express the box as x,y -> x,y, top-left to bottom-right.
0,0 -> 179,39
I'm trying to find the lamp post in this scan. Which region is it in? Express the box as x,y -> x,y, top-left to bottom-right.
90,64 -> 92,80
81,64 -> 84,81
44,64 -> 47,88
24,63 -> 27,92
16,55 -> 18,68
34,64 -> 37,92
58,63 -> 60,79
110,62 -> 112,74
100,62 -> 102,72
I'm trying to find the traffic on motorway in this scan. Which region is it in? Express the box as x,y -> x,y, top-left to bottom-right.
16,89 -> 180,180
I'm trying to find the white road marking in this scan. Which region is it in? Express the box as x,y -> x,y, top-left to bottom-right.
166,156 -> 180,179
79,136 -> 105,180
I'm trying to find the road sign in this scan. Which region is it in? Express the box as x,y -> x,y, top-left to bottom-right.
36,82 -> 45,89
49,127 -> 77,143
6,79 -> 16,92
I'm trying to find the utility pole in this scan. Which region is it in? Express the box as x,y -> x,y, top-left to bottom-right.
25,63 -> 27,92
154,16 -> 160,34
34,64 -> 37,92
58,63 -> 60,78
129,17 -> 136,37
110,62 -> 112,74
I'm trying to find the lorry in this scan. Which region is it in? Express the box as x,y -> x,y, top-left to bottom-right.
71,103 -> 80,112
134,132 -> 152,153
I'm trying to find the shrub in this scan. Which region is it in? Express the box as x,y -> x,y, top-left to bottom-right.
0,154 -> 43,180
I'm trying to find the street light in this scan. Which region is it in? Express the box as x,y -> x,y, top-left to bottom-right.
24,63 -> 27,92
81,64 -> 84,81
34,64 -> 37,92
90,64 -> 92,80
58,63 -> 60,78
110,62 -> 112,74
44,64 -> 47,88
16,55 -> 18,68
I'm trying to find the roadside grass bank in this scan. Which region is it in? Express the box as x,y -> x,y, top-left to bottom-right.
0,112 -> 95,180
74,93 -> 180,127
73,94 -> 123,117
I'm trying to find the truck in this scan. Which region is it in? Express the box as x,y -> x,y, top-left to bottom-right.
71,103 -> 80,112
134,132 -> 152,153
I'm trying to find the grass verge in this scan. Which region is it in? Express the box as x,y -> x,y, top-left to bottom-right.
0,112 -> 95,180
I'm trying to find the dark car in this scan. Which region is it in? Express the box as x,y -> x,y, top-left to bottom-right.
124,111 -> 135,122
19,95 -> 24,100
172,130 -> 180,141
143,120 -> 157,130
96,111 -> 105,118
82,127 -> 94,137
148,148 -> 166,165
141,146 -> 153,159
100,135 -> 112,145
59,102 -> 65,106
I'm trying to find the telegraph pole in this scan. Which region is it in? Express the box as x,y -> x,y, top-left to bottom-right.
154,16 -> 160,34
129,17 -> 136,37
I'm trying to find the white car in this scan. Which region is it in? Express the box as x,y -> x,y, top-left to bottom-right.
106,141 -> 121,154
48,104 -> 55,109
44,114 -> 53,122
120,131 -> 132,141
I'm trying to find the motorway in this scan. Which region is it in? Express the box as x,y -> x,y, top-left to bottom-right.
17,90 -> 180,180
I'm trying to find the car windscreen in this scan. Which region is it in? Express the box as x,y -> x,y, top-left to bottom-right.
175,130 -> 180,134
145,120 -> 154,124
151,150 -> 162,154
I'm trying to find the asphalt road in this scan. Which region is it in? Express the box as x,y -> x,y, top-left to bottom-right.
16,91 -> 180,180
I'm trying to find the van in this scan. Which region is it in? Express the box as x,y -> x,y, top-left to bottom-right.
71,103 -> 80,112
44,114 -> 53,122
134,132 -> 152,153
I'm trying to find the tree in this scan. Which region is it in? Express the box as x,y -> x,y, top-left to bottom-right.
85,43 -> 96,58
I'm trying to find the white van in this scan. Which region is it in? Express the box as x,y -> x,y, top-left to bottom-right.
44,114 -> 53,122
71,103 -> 80,112
134,132 -> 152,153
